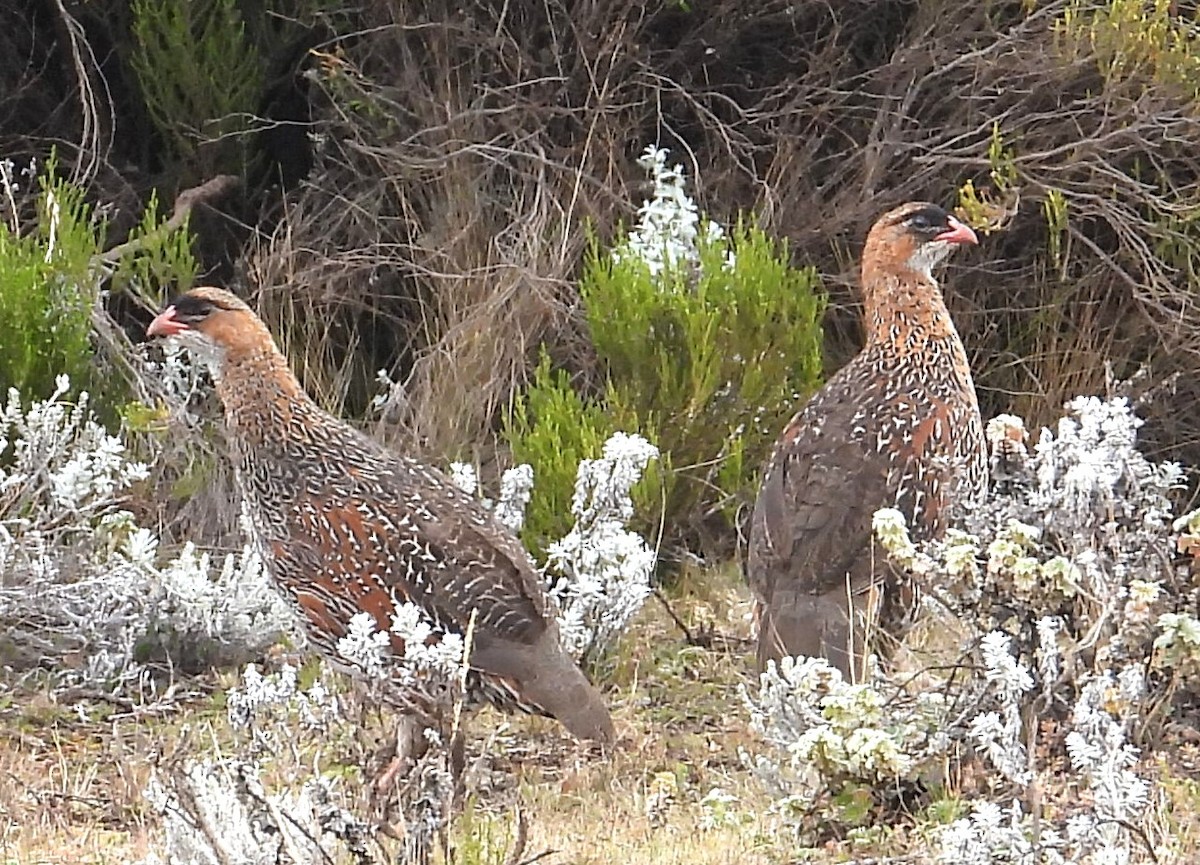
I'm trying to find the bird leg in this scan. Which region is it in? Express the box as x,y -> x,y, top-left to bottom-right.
370,706 -> 468,865
373,712 -> 433,797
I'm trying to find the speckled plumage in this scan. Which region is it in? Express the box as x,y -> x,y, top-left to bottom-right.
747,202 -> 987,680
148,287 -> 614,742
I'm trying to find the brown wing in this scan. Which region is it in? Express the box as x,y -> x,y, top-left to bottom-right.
266,478 -> 613,742
747,374 -> 896,676
381,460 -> 551,635
285,477 -> 550,647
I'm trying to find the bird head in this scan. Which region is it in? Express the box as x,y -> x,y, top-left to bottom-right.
147,286 -> 272,378
864,202 -> 978,282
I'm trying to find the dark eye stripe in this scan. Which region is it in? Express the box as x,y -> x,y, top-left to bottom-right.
901,205 -> 949,232
169,296 -> 215,319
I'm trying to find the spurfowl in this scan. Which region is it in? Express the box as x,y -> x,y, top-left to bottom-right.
747,202 -> 986,680
148,287 -> 614,743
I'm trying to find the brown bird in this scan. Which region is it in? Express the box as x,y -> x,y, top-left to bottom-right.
747,202 -> 986,681
148,287 -> 614,743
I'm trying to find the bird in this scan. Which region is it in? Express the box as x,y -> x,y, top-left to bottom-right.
746,201 -> 987,681
147,286 -> 615,744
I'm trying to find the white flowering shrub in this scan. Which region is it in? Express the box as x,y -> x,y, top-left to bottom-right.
146,599 -> 474,864
547,431 -> 659,663
442,429 -> 659,666
935,657 -> 1160,865
492,463 -> 534,535
446,460 -> 479,496
350,614 -> 465,865
614,145 -> 732,275
334,607 -> 466,719
745,395 -> 1196,860
446,458 -> 534,534
916,397 -> 1197,710
0,376 -> 290,691
143,663 -> 374,865
141,338 -> 213,429
142,763 -> 373,865
742,655 -> 960,830
150,517 -> 292,667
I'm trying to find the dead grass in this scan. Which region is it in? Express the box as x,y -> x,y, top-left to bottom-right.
0,694 -> 160,863
2,566 -> 1198,865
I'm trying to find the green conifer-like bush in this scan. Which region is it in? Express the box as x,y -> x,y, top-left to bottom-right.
506,147 -> 825,560
130,0 -> 265,179
0,158 -> 197,412
0,165 -> 101,402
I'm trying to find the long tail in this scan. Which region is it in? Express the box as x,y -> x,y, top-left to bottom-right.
516,645 -> 615,743
472,628 -> 615,743
755,589 -> 858,681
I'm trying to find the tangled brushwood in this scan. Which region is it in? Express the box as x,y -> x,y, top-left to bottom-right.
744,394 -> 1199,861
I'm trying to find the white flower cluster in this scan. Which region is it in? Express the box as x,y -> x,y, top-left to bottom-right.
872,507 -> 936,576
1,375 -> 149,514
493,463 -> 533,534
615,144 -> 732,275
226,662 -> 339,743
937,799 -> 1065,865
389,603 -> 466,678
969,632 -> 1032,786
332,605 -> 465,714
546,432 -> 659,661
0,377 -> 290,692
147,340 -> 212,427
446,459 -> 533,533
447,460 -> 478,495
1154,608 -> 1200,675
741,655 -> 952,804
335,610 -> 392,680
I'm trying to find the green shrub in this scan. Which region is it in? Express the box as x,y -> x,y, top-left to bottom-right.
0,167 -> 101,402
587,223 -> 824,548
505,148 -> 825,560
130,0 -> 265,177
0,159 -> 197,412
109,189 -> 200,306
505,353 -> 654,554
1061,0 -> 1200,96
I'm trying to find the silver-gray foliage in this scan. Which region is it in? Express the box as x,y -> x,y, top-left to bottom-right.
0,376 -> 292,693
745,395 -> 1197,862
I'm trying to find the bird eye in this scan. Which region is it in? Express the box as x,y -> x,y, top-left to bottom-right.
906,213 -> 934,230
